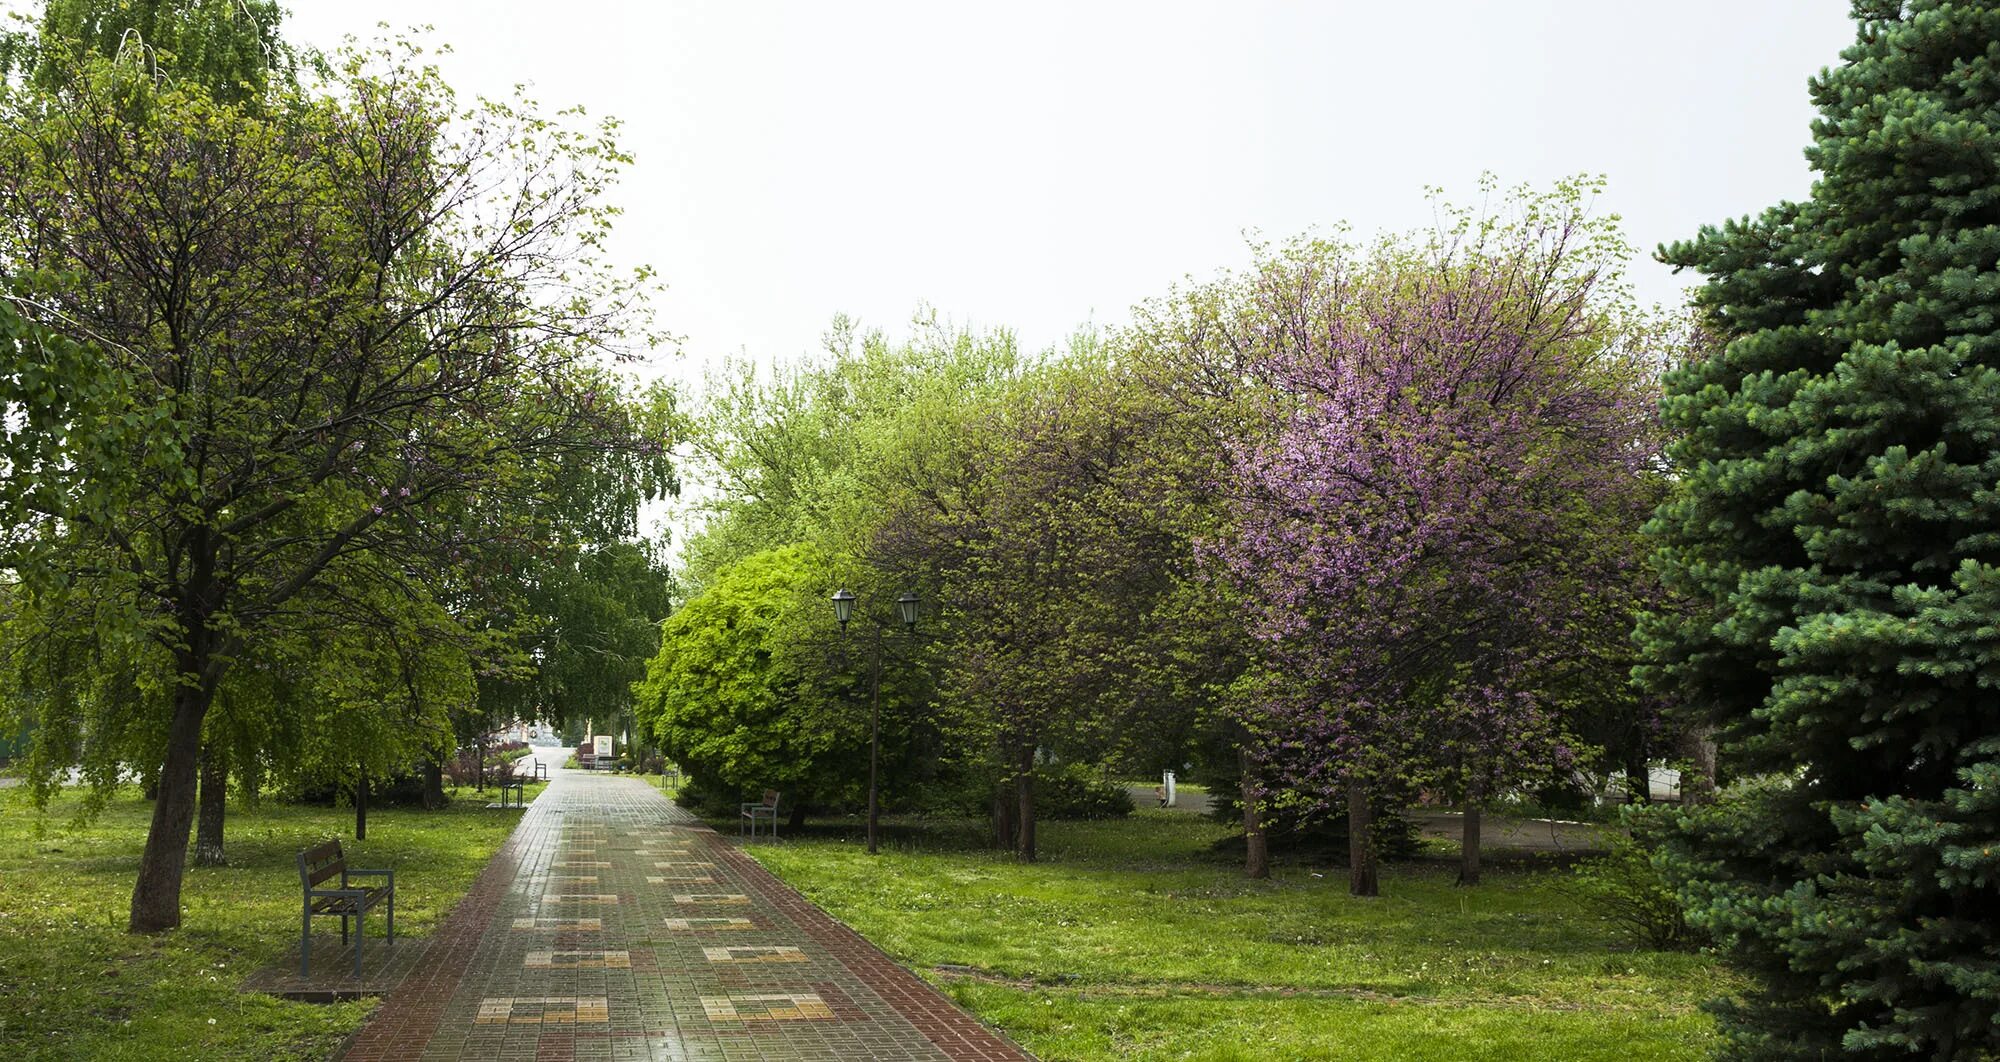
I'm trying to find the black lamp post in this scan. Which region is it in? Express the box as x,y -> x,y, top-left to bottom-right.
832,587 -> 919,854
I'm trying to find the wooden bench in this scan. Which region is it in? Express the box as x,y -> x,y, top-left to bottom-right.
297,839 -> 395,977
740,789 -> 781,840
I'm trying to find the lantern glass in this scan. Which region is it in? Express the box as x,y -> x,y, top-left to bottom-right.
831,588 -> 856,627
897,592 -> 919,630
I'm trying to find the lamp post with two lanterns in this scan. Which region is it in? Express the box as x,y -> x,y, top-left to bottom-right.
832,588 -> 919,855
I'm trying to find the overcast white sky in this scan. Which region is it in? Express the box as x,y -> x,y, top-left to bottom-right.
283,2 -> 1857,383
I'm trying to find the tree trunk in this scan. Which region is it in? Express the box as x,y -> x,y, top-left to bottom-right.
476,736 -> 486,792
193,742 -> 227,867
1240,747 -> 1269,880
1625,746 -> 1651,805
992,783 -> 1015,851
129,683 -> 210,932
422,759 -> 447,810
1458,799 -> 1482,886
1015,758 -> 1037,864
1683,728 -> 1719,804
1347,780 -> 1378,897
787,802 -> 807,830
354,773 -> 369,841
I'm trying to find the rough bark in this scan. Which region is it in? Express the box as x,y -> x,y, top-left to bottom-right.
1458,800 -> 1482,886
193,742 -> 227,867
1347,780 -> 1379,897
1625,745 -> 1651,805
992,784 -> 1015,851
354,773 -> 369,840
1682,728 -> 1719,804
1240,747 -> 1270,880
129,682 -> 209,932
1014,757 -> 1037,864
422,759 -> 447,810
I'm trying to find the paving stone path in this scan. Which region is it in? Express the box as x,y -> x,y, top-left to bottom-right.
340,761 -> 1030,1061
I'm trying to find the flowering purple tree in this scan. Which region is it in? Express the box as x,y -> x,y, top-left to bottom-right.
1208,190 -> 1661,894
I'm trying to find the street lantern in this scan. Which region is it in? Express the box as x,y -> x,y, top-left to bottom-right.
821,585 -> 928,856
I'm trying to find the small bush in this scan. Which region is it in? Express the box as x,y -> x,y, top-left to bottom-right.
1571,833 -> 1704,951
1036,763 -> 1134,820
674,776 -> 721,812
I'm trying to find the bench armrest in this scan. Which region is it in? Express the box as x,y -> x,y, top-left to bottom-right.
341,868 -> 394,889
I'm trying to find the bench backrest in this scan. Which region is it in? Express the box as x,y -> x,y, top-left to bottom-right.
760,789 -> 780,808
299,839 -> 346,888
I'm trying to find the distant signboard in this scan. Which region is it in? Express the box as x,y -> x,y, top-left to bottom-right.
594,735 -> 613,760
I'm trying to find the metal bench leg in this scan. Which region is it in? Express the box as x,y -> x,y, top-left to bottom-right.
388,894 -> 395,946
301,905 -> 312,978
353,909 -> 364,978
340,913 -> 349,945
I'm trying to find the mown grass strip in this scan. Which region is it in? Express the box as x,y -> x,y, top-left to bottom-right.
0,786 -> 521,1061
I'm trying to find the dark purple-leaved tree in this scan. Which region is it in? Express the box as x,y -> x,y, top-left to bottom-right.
1207,183 -> 1663,894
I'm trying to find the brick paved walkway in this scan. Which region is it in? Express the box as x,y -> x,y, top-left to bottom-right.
339,761 -> 1031,1061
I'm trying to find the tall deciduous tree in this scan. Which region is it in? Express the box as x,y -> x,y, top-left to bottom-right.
1209,186 -> 1661,896
918,353 -> 1183,862
0,40 -> 662,931
1639,4 -> 2000,1056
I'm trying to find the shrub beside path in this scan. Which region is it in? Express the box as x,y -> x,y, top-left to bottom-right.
339,761 -> 1030,1061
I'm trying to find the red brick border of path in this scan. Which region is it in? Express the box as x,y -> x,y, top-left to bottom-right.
335,804 -> 541,1061
710,841 -> 1034,1062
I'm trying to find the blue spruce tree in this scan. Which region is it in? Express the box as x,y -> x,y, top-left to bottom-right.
1641,2 -> 2000,1057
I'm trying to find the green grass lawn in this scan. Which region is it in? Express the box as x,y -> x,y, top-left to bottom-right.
0,784 -> 527,1061
637,771 -> 685,799
743,809 -> 1731,1061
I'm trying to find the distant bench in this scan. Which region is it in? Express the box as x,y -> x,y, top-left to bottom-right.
740,789 -> 781,840
495,776 -> 528,808
297,839 -> 395,977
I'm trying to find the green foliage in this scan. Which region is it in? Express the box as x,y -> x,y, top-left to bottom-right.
635,544 -> 864,804
1026,762 -> 1133,821
0,24 -> 668,929
1569,832 -> 1702,953
1,0 -> 294,106
1638,4 -> 2000,1056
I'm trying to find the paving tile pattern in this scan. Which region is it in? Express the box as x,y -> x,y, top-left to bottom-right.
340,764 -> 1032,1061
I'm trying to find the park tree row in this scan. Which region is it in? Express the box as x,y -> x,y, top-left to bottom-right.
0,1 -> 675,932
641,181 -> 1686,891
